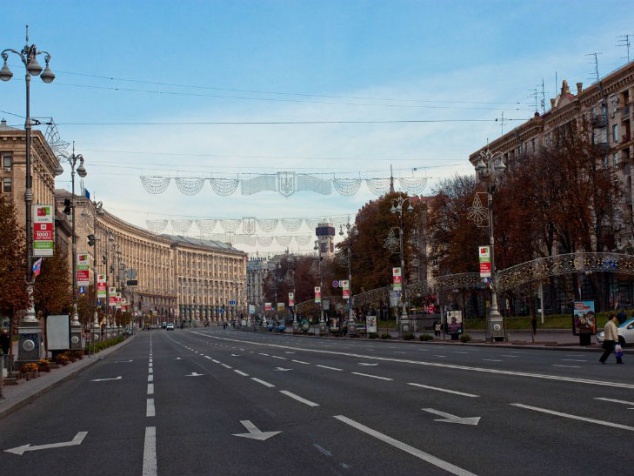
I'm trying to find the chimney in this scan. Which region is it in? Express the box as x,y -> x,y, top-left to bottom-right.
576,82 -> 583,95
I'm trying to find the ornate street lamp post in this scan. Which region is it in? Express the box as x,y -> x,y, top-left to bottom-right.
62,148 -> 87,349
472,148 -> 506,341
390,196 -> 413,334
339,223 -> 358,336
314,240 -> 326,334
1,27 -> 55,364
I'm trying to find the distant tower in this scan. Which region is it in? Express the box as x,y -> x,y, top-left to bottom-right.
315,223 -> 336,260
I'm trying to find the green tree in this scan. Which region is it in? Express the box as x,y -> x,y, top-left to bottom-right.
0,195 -> 28,325
33,243 -> 72,317
427,174 -> 480,275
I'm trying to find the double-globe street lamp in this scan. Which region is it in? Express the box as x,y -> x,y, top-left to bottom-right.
62,149 -> 87,350
1,27 -> 55,364
473,148 -> 506,341
390,196 -> 413,334
314,240 -> 326,334
339,223 -> 358,336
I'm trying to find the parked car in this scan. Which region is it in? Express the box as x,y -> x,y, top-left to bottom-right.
596,317 -> 634,346
166,322 -> 175,331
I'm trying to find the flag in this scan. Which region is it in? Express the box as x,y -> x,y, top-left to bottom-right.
32,258 -> 43,278
84,188 -> 91,199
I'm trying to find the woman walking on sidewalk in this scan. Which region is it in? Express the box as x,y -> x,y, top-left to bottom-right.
599,314 -> 623,364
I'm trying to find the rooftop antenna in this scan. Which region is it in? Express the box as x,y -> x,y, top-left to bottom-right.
617,34 -> 633,63
530,87 -> 539,114
540,79 -> 546,114
389,164 -> 395,193
586,52 -> 601,82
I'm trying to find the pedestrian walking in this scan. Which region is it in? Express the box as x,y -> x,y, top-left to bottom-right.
0,328 -> 10,375
434,321 -> 441,337
599,314 -> 623,364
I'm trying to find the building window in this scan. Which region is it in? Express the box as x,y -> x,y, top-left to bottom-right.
613,124 -> 619,144
2,177 -> 12,193
2,152 -> 12,170
614,153 -> 619,168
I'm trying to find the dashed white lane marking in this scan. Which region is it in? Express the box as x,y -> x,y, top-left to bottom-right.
147,383 -> 154,395
252,378 -> 275,388
146,399 -> 155,417
142,426 -> 157,476
351,372 -> 393,381
234,370 -> 249,377
317,365 -> 343,371
280,390 -> 319,407
408,383 -> 479,398
148,375 -> 153,382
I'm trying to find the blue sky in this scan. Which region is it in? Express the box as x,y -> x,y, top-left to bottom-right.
3,1 -> 633,255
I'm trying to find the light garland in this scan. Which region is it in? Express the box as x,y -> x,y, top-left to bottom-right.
140,172 -> 428,197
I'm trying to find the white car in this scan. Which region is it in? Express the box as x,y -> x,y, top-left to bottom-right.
596,317 -> 634,346
166,322 -> 175,331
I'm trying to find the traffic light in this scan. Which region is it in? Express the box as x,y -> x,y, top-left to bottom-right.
87,234 -> 95,246
63,198 -> 71,215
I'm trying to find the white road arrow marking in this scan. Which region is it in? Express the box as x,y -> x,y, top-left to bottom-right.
186,372 -> 204,377
91,376 -> 122,382
275,367 -> 292,372
231,353 -> 241,357
422,408 -> 481,426
233,420 -> 281,441
6,431 -> 88,456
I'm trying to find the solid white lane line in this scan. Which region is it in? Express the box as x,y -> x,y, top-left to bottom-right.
595,397 -> 634,406
142,426 -> 157,476
408,383 -> 479,398
511,403 -> 634,432
334,415 -> 477,476
194,332 -> 634,389
146,399 -> 155,417
252,378 -> 275,388
280,390 -> 319,407
351,372 -> 393,381
317,365 -> 343,371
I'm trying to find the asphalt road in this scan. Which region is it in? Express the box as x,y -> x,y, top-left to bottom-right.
1,328 -> 632,475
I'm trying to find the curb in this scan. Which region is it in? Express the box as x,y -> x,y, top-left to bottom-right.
0,336 -> 135,420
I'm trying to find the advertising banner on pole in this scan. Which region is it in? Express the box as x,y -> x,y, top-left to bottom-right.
392,267 -> 402,291
479,246 -> 491,278
97,274 -> 107,299
315,286 -> 321,304
33,205 -> 54,257
288,292 -> 295,307
77,253 -> 91,287
108,286 -> 117,307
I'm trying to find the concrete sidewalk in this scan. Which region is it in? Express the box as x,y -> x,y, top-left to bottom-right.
0,336 -> 135,420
